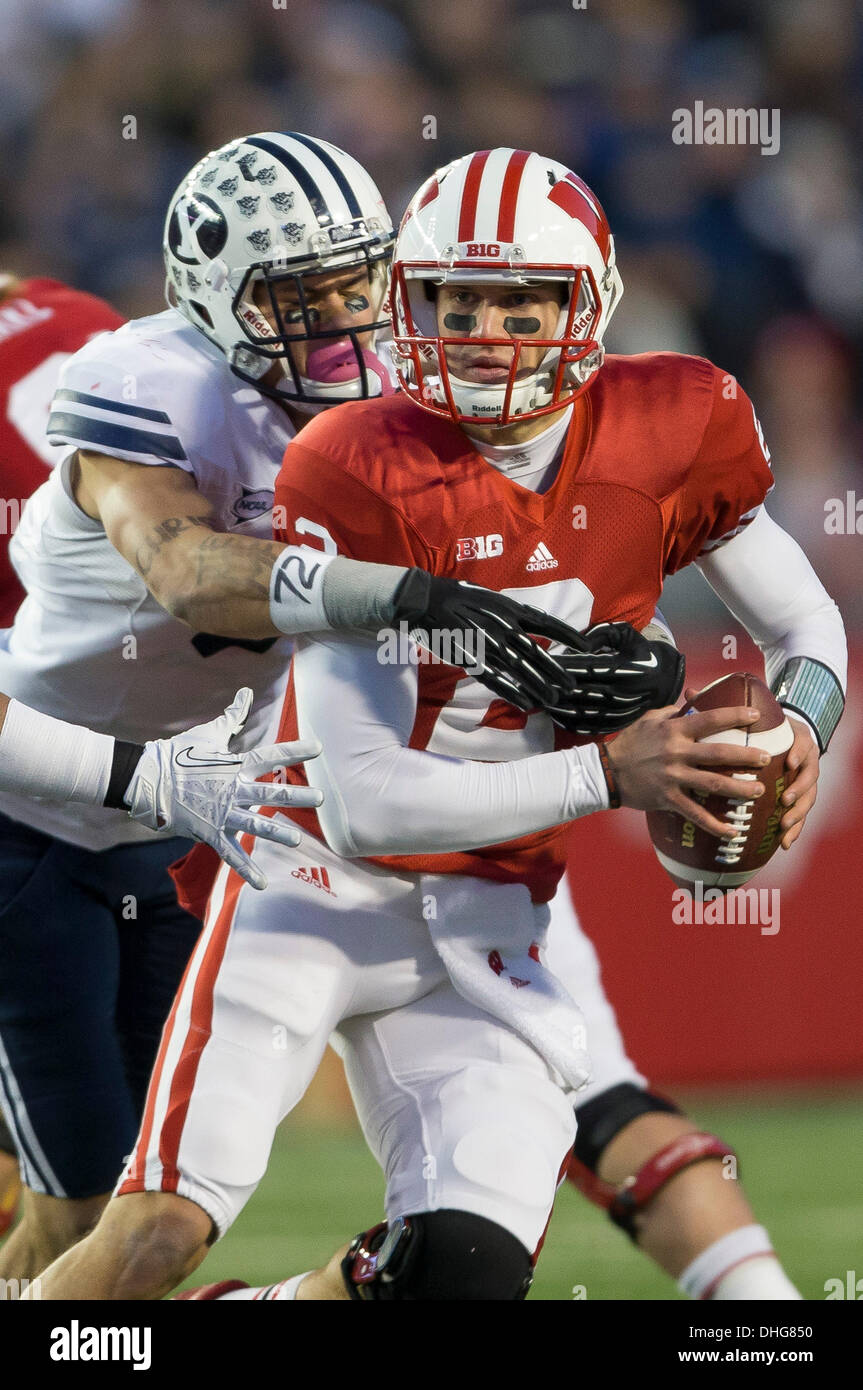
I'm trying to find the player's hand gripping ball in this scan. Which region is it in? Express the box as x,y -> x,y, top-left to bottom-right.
647,672 -> 793,890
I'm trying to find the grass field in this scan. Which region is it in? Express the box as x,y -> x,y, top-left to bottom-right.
176,1087 -> 863,1301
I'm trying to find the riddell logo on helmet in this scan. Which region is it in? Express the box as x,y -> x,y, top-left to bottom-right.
465,243 -> 501,257
241,305 -> 273,337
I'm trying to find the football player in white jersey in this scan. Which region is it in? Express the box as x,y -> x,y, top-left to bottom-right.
0,133 -> 586,1283
0,678 -> 321,1245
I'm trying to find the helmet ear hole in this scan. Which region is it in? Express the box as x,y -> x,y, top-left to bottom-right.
189,301 -> 214,329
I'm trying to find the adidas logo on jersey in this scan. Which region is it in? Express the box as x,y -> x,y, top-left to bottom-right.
526,542 -> 558,572
291,866 -> 335,895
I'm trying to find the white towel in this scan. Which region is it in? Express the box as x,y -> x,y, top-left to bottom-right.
421,874 -> 592,1093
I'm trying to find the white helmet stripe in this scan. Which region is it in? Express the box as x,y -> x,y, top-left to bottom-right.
287,132 -> 363,219
245,133 -> 353,229
244,134 -> 335,227
472,147 -> 517,243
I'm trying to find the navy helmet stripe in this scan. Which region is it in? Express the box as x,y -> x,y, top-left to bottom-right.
53,389 -> 173,425
285,133 -> 363,219
245,135 -> 333,226
47,413 -> 188,462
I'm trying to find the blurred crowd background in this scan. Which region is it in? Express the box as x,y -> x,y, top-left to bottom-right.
1,0 -> 861,626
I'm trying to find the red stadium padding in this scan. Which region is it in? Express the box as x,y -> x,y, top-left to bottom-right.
565,636 -> 861,1084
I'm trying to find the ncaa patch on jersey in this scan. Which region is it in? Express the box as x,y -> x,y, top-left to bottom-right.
232,487 -> 274,523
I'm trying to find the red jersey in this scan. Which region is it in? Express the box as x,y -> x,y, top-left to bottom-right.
0,278 -> 123,625
268,352 -> 774,903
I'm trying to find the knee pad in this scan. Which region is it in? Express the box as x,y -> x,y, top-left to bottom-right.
568,1085 -> 733,1241
342,1210 -> 533,1300
573,1082 -> 681,1172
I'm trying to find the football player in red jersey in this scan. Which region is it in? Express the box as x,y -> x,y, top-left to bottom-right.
0,274 -> 124,627
31,151 -> 845,1301
1,137 -> 605,1286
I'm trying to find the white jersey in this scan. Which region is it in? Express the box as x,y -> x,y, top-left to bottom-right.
0,309 -> 296,850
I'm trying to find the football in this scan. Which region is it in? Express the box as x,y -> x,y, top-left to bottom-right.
646,672 -> 794,891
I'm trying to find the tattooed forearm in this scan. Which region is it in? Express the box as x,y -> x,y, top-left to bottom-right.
193,532 -> 285,599
133,517 -> 288,637
135,515 -> 214,576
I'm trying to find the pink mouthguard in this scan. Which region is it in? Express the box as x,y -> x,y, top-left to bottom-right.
304,343 -> 394,393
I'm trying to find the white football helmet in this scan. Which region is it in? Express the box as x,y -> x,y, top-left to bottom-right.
390,148 -> 623,426
163,132 -> 395,406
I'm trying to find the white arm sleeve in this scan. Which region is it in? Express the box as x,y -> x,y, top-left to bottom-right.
293,632 -> 611,858
695,506 -> 847,692
0,699 -> 113,805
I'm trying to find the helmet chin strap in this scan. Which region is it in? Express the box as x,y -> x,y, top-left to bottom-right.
444,371 -> 545,421
432,340 -> 604,423
439,344 -> 563,422
228,340 -> 393,407
284,369 -> 387,416
227,344 -> 271,381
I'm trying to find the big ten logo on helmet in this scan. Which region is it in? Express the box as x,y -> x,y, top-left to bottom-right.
456,533 -> 504,561
466,243 -> 502,258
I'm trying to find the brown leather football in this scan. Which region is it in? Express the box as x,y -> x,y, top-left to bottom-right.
647,672 -> 794,890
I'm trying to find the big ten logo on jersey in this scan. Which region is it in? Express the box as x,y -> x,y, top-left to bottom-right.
466,243 -> 501,258
456,533 -> 504,562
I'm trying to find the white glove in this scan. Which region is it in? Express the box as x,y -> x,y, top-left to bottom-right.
123,688 -> 323,890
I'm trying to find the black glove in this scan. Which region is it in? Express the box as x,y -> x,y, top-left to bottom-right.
546,621 -> 685,735
392,570 -> 593,712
